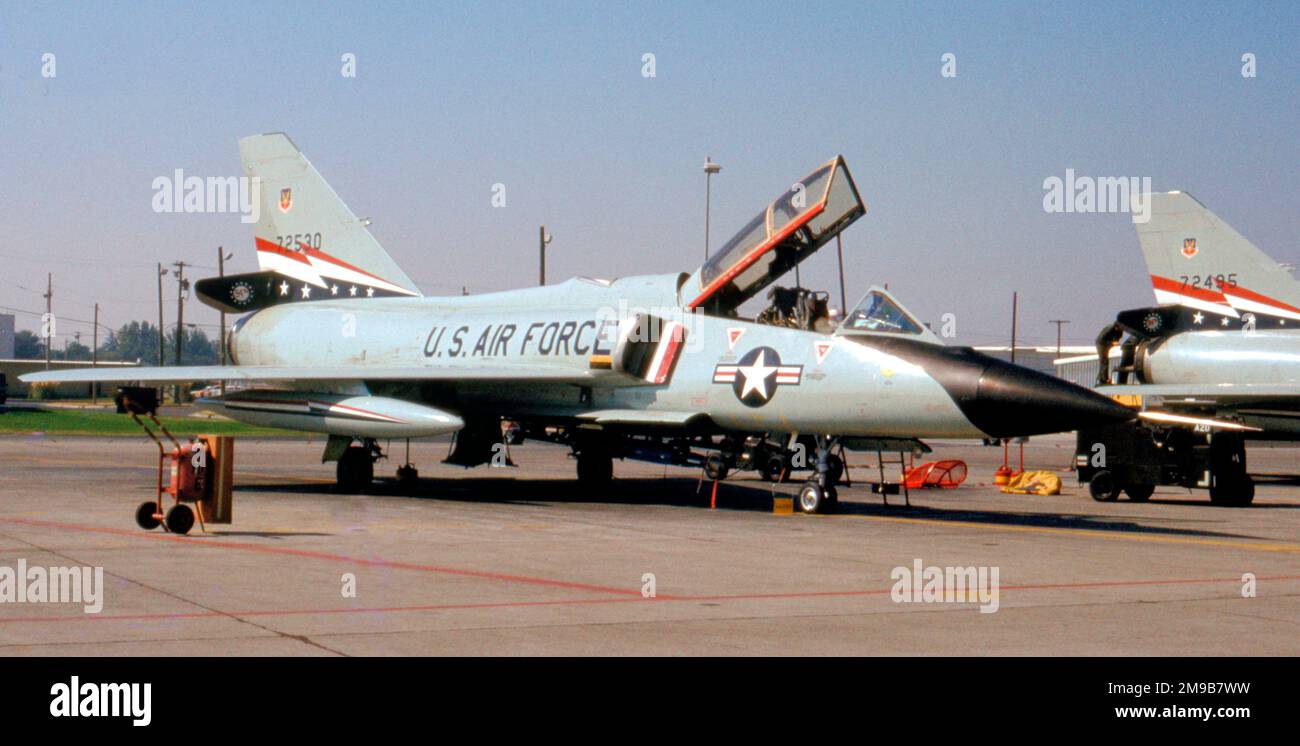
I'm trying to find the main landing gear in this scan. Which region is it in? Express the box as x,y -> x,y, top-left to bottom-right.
336,438 -> 382,493
1209,434 -> 1254,507
575,438 -> 614,493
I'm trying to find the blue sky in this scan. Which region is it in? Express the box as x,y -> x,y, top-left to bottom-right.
1,1 -> 1296,348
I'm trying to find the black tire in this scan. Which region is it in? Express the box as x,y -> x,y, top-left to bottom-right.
1089,470 -> 1121,502
135,501 -> 161,531
798,482 -> 826,514
1124,483 -> 1155,502
336,446 -> 374,493
396,464 -> 419,490
1210,473 -> 1255,507
577,450 -> 613,490
823,485 -> 839,513
165,504 -> 195,535
761,454 -> 787,483
703,453 -> 729,481
823,454 -> 844,486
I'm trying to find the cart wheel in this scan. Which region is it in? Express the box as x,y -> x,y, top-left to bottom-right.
1089,470 -> 1120,502
165,504 -> 195,535
135,501 -> 161,531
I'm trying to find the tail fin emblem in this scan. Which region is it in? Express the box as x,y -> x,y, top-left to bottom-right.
279,188 -> 293,213
1181,237 -> 1197,258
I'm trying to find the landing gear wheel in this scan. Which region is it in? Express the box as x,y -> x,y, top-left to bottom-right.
576,450 -> 613,492
704,453 -> 730,481
337,446 -> 375,493
135,501 -> 161,531
823,485 -> 839,513
761,454 -> 787,483
1210,473 -> 1255,507
1124,483 -> 1155,502
1089,470 -> 1120,502
823,454 -> 844,486
165,504 -> 195,535
798,482 -> 831,514
396,464 -> 419,490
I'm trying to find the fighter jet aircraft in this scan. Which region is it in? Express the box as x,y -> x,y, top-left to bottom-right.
1085,191 -> 1297,504
23,133 -> 1133,513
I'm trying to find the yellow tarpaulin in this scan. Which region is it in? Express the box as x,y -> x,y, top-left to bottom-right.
1000,470 -> 1062,495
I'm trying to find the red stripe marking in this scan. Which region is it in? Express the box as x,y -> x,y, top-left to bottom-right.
254,236 -> 312,265
1222,283 -> 1300,315
1150,274 -> 1227,304
297,243 -> 395,287
689,202 -> 827,309
312,400 -> 405,424
650,325 -> 684,384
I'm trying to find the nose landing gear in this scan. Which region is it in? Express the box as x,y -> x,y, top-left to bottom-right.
796,436 -> 842,514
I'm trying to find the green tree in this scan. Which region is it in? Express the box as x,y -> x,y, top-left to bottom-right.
98,321 -> 163,365
14,330 -> 45,359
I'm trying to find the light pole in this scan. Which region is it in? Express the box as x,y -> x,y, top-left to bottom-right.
539,226 -> 552,286
703,157 -> 721,260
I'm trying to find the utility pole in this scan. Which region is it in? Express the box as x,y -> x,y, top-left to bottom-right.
1048,319 -> 1070,357
43,273 -> 51,370
703,157 -> 721,260
218,247 -> 227,366
539,226 -> 551,286
156,263 -> 166,368
173,261 -> 189,403
92,303 -> 99,404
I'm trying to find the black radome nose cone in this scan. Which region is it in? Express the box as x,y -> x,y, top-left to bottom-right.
963,358 -> 1135,438
840,336 -> 1135,439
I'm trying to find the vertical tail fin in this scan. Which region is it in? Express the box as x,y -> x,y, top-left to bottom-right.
1138,191 -> 1298,317
239,133 -> 421,297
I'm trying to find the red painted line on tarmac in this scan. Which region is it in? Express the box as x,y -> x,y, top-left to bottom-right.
2,574 -> 1296,625
0,517 -> 647,598
0,596 -> 646,624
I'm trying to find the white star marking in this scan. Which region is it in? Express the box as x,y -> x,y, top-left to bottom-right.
1192,312 -> 1204,324
330,284 -> 339,296
349,285 -> 358,297
1221,317 -> 1230,327
366,287 -> 375,297
737,350 -> 776,400
300,285 -> 311,299
279,280 -> 290,296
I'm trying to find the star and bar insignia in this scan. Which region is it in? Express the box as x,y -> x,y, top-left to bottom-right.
712,346 -> 802,407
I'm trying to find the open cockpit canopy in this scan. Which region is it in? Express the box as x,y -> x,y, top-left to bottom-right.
684,156 -> 865,314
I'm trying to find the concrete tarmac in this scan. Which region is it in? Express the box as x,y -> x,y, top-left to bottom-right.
0,433 -> 1296,656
